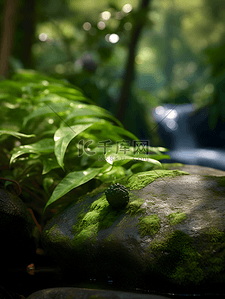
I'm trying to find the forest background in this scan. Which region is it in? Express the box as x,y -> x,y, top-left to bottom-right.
1,0 -> 225,146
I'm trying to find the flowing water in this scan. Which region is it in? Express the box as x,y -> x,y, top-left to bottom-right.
153,103 -> 225,171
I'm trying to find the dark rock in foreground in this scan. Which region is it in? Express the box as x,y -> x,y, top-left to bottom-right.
26,287 -> 170,299
0,188 -> 36,269
42,164 -> 225,293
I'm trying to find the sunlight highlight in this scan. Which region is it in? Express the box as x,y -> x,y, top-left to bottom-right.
109,34 -> 119,44
155,106 -> 165,115
167,109 -> 178,119
101,11 -> 111,20
106,155 -> 114,164
39,33 -> 48,42
48,119 -> 54,124
122,4 -> 132,13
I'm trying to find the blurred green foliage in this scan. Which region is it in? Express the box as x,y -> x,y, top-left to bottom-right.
1,0 -> 225,138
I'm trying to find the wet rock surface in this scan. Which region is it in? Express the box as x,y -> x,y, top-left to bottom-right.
41,165 -> 225,293
164,163 -> 225,176
26,287 -> 170,299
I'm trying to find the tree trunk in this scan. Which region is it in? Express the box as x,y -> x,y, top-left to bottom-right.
19,0 -> 36,69
115,0 -> 151,122
0,0 -> 20,78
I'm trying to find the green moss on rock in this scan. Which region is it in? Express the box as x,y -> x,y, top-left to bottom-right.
149,230 -> 203,285
155,163 -> 184,170
206,227 -> 225,243
168,212 -> 187,225
71,191 -> 151,246
138,214 -> 160,237
218,176 -> 225,187
72,194 -> 124,246
123,169 -> 190,191
45,224 -> 70,243
126,198 -> 145,216
148,229 -> 225,286
171,258 -> 204,285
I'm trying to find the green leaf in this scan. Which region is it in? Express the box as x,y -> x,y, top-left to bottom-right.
0,130 -> 35,139
10,138 -> 54,164
139,154 -> 171,160
147,146 -> 169,154
98,122 -> 138,140
70,117 -> 104,125
44,167 -> 101,211
59,94 -> 93,103
43,177 -> 54,196
42,156 -> 61,174
12,70 -> 78,89
0,80 -> 23,95
97,165 -> 127,183
64,104 -> 122,127
54,123 -> 94,169
105,153 -> 163,167
47,85 -> 84,96
37,94 -> 71,104
83,122 -> 138,142
23,102 -> 71,126
130,162 -> 154,173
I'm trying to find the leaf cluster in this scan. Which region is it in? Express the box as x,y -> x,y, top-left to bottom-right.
0,70 -> 169,215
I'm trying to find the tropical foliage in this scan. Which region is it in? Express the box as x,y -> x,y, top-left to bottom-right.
0,70 -> 169,216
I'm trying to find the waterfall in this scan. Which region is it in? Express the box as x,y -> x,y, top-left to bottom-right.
152,103 -> 225,171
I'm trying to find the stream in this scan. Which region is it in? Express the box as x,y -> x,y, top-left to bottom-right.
152,103 -> 225,171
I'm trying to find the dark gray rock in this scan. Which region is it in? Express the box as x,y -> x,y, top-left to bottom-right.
42,165 -> 225,292
26,287 -> 170,299
160,163 -> 225,176
0,188 -> 35,268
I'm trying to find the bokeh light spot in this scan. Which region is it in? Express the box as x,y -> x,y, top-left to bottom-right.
55,64 -> 65,74
155,106 -> 165,116
205,83 -> 214,94
116,11 -> 124,20
105,34 -> 110,42
122,4 -> 132,13
97,21 -> 106,30
42,80 -> 49,86
101,11 -> 111,20
124,22 -> 132,30
109,33 -> 119,43
83,22 -> 92,31
166,119 -> 178,131
167,109 -> 178,119
135,55 -> 143,64
48,119 -> 54,124
39,33 -> 48,42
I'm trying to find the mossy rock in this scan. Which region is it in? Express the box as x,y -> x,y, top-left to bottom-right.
42,167 -> 225,293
